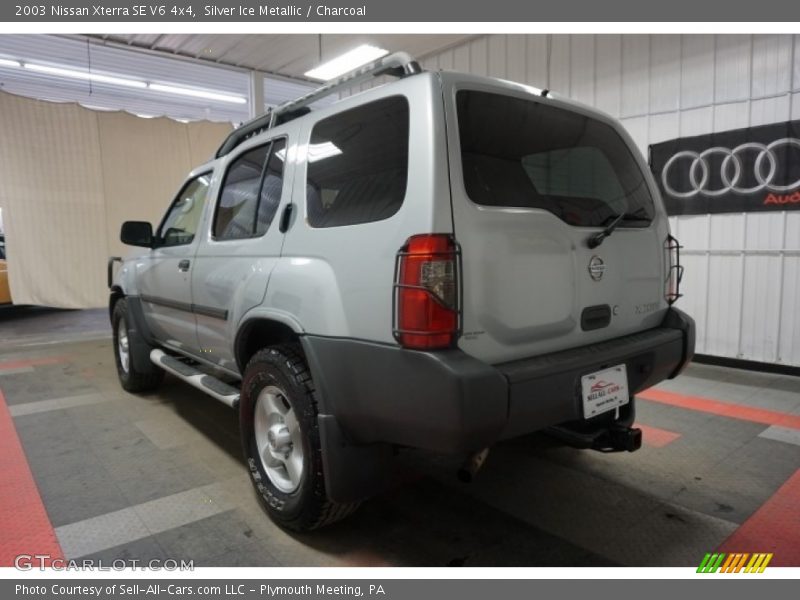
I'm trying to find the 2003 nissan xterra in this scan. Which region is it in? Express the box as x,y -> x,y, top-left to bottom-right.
109,52 -> 695,531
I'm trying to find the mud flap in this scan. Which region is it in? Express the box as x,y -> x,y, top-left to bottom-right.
317,414 -> 395,503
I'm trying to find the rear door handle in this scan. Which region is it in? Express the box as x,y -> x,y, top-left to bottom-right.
279,203 -> 294,233
178,259 -> 191,272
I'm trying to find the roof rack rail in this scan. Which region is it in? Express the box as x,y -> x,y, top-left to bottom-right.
216,52 -> 422,158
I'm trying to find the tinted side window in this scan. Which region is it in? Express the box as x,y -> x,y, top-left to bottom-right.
158,174 -> 211,247
214,139 -> 287,240
307,96 -> 409,228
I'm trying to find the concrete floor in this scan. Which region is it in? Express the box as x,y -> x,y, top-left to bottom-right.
1,307 -> 798,567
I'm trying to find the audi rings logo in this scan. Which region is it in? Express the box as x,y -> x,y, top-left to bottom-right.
661,138 -> 800,199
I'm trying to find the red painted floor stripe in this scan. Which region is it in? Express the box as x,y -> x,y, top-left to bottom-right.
0,388 -> 63,566
0,356 -> 67,371
718,468 -> 800,566
637,423 -> 682,447
639,388 -> 800,431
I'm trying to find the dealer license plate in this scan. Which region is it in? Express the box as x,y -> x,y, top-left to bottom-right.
581,364 -> 629,418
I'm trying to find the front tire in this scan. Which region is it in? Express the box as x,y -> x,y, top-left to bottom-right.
239,345 -> 359,531
112,298 -> 164,393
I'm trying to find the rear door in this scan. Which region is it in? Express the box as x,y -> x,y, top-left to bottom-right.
443,78 -> 670,365
192,135 -> 292,372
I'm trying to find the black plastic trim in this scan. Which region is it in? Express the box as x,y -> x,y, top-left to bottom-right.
302,317 -> 692,455
141,294 -> 228,321
693,354 -> 800,378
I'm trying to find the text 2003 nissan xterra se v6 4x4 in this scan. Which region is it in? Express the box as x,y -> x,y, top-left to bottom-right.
109,52 -> 695,531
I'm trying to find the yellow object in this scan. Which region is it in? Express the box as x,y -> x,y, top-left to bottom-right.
0,258 -> 10,304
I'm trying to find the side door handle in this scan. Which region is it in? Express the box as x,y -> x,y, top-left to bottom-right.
178,259 -> 191,272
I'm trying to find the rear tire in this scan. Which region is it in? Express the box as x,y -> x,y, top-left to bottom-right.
239,344 -> 360,531
112,298 -> 164,393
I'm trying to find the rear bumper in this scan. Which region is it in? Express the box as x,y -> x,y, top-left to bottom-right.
303,307 -> 695,455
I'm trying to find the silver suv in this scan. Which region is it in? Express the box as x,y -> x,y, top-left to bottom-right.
109,53 -> 695,531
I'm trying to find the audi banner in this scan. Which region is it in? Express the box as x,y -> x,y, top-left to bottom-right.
649,119 -> 800,215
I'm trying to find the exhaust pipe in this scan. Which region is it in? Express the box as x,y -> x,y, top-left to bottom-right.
457,448 -> 489,483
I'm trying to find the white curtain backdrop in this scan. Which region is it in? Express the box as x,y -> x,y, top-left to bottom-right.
0,91 -> 232,308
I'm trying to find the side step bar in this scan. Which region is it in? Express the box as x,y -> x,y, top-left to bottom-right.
150,349 -> 240,409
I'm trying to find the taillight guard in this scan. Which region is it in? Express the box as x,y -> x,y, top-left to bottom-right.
665,234 -> 684,305
392,235 -> 463,349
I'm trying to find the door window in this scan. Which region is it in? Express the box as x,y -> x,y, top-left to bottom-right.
157,174 -> 211,247
213,138 -> 287,240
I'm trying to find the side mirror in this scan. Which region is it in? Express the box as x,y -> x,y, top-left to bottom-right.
120,221 -> 154,247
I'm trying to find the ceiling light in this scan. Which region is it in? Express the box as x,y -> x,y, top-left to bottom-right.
148,83 -> 246,105
304,45 -> 389,81
24,63 -> 147,88
307,142 -> 342,162
0,58 -> 21,68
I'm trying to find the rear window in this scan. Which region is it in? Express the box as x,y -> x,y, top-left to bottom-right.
456,90 -> 654,227
306,96 -> 409,228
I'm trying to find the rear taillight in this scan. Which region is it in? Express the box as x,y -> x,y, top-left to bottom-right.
665,234 -> 684,304
393,234 -> 461,350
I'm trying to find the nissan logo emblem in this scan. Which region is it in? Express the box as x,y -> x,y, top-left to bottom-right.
589,256 -> 605,281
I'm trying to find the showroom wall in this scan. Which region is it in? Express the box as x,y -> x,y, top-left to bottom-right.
400,34 -> 800,367
0,91 -> 232,308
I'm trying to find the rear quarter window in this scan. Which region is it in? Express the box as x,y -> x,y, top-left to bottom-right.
306,96 -> 409,228
456,90 -> 654,227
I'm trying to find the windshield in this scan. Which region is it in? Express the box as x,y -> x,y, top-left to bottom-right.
456,90 -> 655,227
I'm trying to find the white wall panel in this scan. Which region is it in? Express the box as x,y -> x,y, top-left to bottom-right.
786,213 -> 800,247
714,35 -> 751,103
713,102 -> 750,132
709,214 -> 745,250
649,112 -> 680,145
469,37 -> 488,76
680,106 -> 713,137
680,254 -> 710,353
745,213 -> 785,250
751,35 -> 793,98
621,36 -> 650,117
649,35 -> 681,114
437,49 -> 454,70
525,35 -> 549,88
705,255 -> 744,357
421,33 -> 800,366
750,94 -> 791,126
595,35 -> 622,117
779,257 -> 800,365
740,255 -> 782,362
676,215 -> 710,250
680,35 -> 715,109
453,43 -> 470,72
570,35 -> 595,106
794,35 -> 800,90
488,35 -> 507,79
548,35 -> 571,96
506,36 -> 527,84
620,116 -> 648,155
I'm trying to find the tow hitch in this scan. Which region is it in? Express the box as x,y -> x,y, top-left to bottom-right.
546,424 -> 643,453
592,426 -> 642,453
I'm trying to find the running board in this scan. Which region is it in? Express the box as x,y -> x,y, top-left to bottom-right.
150,349 -> 239,409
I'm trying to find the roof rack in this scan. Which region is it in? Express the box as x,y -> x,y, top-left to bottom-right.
216,52 -> 422,158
